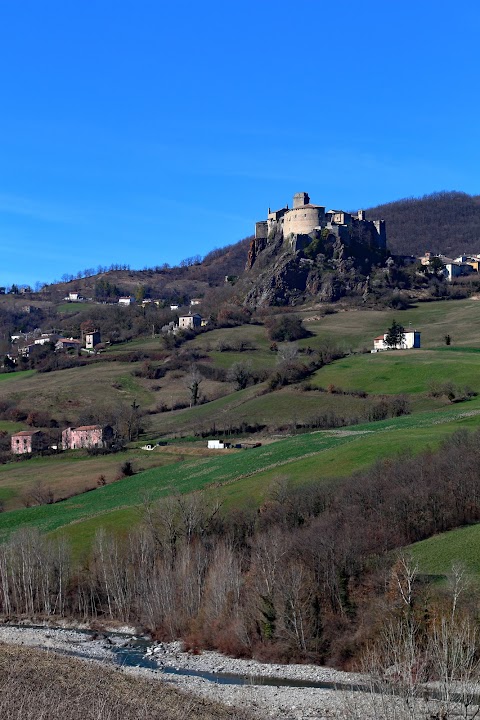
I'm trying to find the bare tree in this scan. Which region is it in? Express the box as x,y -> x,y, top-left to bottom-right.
226,360 -> 253,390
185,364 -> 203,407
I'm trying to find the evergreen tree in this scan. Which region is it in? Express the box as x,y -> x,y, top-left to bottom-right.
384,319 -> 406,349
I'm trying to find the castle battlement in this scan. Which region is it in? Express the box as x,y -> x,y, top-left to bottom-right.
255,192 -> 386,251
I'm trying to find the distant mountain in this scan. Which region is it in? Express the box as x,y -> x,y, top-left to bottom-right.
366,191 -> 480,258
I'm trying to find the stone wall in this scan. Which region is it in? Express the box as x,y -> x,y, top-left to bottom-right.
283,205 -> 325,237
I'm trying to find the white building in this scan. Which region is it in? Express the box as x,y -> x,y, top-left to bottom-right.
207,440 -> 231,450
373,330 -> 421,352
178,313 -> 202,330
443,262 -> 474,281
66,292 -> 84,302
118,296 -> 136,306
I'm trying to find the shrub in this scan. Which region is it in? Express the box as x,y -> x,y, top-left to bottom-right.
265,315 -> 309,342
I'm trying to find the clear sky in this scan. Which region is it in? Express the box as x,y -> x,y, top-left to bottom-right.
1,0 -> 479,287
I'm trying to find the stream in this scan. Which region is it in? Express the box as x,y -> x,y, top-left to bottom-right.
8,623 -> 362,690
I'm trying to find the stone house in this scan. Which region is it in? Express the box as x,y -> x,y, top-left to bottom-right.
55,338 -> 82,351
62,424 -> 114,451
178,313 -> 202,330
11,430 -> 49,455
85,330 -> 101,349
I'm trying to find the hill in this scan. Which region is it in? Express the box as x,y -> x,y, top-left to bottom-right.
366,191 -> 480,257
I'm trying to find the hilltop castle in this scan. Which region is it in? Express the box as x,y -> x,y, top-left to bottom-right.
254,192 -> 386,254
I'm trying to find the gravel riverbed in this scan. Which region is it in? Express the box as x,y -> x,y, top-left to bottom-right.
0,625 -> 362,720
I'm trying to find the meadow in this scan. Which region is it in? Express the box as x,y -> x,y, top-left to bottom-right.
409,524 -> 480,577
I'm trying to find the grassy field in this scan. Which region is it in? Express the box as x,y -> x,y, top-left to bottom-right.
0,420 -> 26,433
0,363 -> 154,421
0,446 -> 194,509
1,400 -> 480,554
410,524 -> 480,577
298,299 -> 480,352
311,349 -> 480,395
0,370 -> 35,384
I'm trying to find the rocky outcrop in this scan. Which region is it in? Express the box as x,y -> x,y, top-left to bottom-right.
243,227 -> 387,307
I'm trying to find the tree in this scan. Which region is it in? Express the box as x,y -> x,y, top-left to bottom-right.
265,315 -> 309,342
384,319 -> 406,349
186,365 -> 203,407
226,360 -> 253,390
429,255 -> 446,277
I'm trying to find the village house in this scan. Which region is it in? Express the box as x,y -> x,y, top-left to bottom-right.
11,430 -> 49,455
61,424 -> 114,451
373,330 -> 421,352
34,333 -> 59,346
55,337 -> 82,351
118,296 -> 135,306
178,313 -> 202,330
65,292 -> 84,302
190,298 -> 201,306
17,343 -> 37,358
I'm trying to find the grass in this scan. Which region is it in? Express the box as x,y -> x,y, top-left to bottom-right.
0,363 -> 154,421
0,420 -> 26,433
311,350 -> 480,395
0,447 -> 187,510
298,298 -> 480,352
0,370 -> 35,383
410,524 -> 480,577
2,400 -> 480,552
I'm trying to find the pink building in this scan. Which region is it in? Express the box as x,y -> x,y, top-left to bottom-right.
61,424 -> 114,450
11,430 -> 48,455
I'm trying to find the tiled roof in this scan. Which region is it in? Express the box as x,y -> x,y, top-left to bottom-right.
73,425 -> 102,431
12,430 -> 40,437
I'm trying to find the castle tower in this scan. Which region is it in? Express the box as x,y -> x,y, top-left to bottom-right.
293,192 -> 310,208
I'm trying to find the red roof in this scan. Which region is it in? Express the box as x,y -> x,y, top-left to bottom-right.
73,425 -> 102,431
12,430 -> 41,437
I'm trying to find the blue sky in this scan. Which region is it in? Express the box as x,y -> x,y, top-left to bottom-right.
1,0 -> 479,287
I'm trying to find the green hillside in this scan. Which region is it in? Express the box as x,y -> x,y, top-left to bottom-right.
410,524 -> 480,577
1,401 -> 480,554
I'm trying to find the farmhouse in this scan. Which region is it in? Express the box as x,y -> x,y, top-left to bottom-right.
62,425 -> 114,450
11,430 -> 49,455
55,338 -> 82,351
373,330 -> 421,352
178,313 -> 202,330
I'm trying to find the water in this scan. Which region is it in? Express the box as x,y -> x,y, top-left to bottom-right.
7,623 -> 361,690
112,642 -> 360,690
